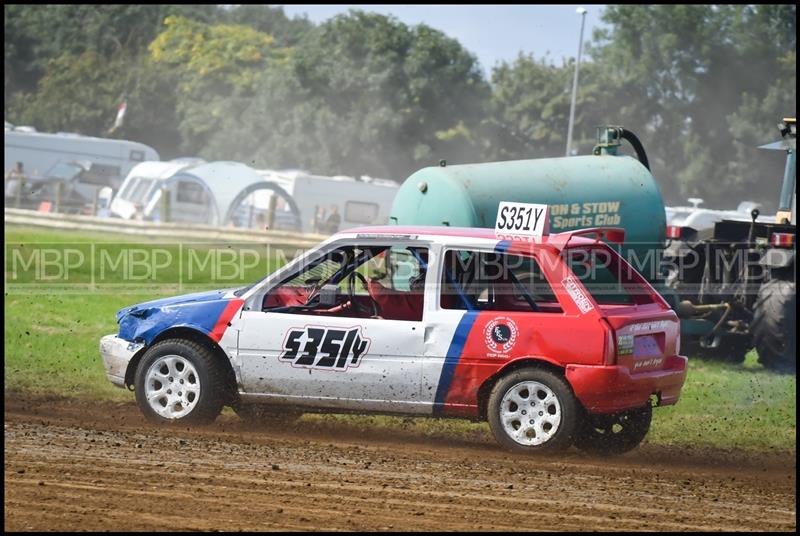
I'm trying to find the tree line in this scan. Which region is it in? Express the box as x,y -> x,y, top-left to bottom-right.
4,5 -> 796,208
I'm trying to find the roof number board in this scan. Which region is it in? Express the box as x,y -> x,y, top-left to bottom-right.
495,202 -> 550,238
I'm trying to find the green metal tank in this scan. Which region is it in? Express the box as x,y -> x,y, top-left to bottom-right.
390,152 -> 667,281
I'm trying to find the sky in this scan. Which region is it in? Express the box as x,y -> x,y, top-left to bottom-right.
281,4 -> 608,75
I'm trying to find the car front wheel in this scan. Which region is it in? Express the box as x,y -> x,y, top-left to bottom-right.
487,368 -> 578,453
134,339 -> 225,424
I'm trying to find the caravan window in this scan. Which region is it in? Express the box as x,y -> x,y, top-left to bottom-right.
345,201 -> 380,224
128,178 -> 155,203
176,181 -> 208,205
46,162 -> 84,182
81,164 -> 121,186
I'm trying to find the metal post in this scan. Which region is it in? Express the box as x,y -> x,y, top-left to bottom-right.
160,187 -> 170,223
55,181 -> 63,213
267,193 -> 277,230
92,188 -> 100,216
566,7 -> 588,157
15,176 -> 25,208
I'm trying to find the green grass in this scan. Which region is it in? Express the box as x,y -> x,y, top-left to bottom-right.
5,225 -> 287,399
4,225 -> 796,452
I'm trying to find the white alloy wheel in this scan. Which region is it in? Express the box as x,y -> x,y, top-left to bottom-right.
144,354 -> 201,419
499,380 -> 562,446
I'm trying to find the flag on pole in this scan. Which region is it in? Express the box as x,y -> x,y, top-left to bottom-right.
109,99 -> 127,133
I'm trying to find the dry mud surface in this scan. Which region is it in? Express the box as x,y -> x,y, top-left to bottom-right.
4,394 -> 796,532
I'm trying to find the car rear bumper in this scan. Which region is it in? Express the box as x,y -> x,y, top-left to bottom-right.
565,355 -> 688,414
99,334 -> 144,388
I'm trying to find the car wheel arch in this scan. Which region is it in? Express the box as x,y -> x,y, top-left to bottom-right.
476,356 -> 567,421
124,326 -> 237,401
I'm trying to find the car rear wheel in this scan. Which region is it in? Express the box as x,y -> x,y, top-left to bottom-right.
134,339 -> 225,424
487,368 -> 578,453
574,404 -> 652,456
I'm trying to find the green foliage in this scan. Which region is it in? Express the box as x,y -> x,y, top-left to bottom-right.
222,4 -> 313,47
589,4 -> 796,206
6,50 -> 182,156
484,54 -> 605,161
148,15 -> 287,155
3,5 -> 221,102
205,10 -> 490,179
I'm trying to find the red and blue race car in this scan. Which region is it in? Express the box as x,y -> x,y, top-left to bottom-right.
100,214 -> 687,454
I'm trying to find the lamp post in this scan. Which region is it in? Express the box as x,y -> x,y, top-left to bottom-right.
565,7 -> 588,157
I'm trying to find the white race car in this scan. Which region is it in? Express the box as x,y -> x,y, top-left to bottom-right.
100,223 -> 686,453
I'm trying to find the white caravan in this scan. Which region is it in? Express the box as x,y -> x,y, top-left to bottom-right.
4,129 -> 159,185
252,169 -> 400,233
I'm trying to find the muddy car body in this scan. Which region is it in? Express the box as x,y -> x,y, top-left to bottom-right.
100,224 -> 687,453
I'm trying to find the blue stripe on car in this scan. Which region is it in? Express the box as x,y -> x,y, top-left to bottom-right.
433,311 -> 479,416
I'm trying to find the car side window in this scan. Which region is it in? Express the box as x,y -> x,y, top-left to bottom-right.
440,249 -> 561,313
262,244 -> 428,321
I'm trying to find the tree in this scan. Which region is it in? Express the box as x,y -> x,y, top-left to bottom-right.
222,5 -> 313,47
208,10 -> 491,180
483,53 -> 606,162
4,5 -> 223,109
6,49 -> 182,156
149,15 -> 287,155
588,5 -> 796,208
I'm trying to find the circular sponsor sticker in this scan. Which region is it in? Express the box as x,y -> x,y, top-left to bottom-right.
484,317 -> 518,355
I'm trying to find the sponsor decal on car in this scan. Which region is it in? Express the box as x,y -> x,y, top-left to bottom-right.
633,357 -> 664,370
626,320 -> 672,333
561,276 -> 594,314
484,316 -> 519,356
279,325 -> 371,371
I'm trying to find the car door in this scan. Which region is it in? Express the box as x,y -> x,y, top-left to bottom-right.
420,246 -> 605,417
237,242 -> 429,413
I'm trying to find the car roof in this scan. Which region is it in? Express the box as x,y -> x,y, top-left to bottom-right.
334,225 -> 622,251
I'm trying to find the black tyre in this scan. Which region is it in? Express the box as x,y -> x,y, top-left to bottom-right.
232,402 -> 302,426
134,338 -> 226,424
487,368 -> 578,453
574,404 -> 652,456
752,278 -> 796,374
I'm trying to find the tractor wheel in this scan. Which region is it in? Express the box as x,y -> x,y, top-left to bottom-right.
752,278 -> 796,374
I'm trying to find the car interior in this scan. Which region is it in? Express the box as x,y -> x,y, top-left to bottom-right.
262,243 -> 563,319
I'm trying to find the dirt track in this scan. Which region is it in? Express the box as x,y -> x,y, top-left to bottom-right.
4,394 -> 796,532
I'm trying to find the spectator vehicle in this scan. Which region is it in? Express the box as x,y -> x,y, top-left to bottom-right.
100,211 -> 687,454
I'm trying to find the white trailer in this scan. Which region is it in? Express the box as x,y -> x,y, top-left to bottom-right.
253,170 -> 400,233
4,129 -> 159,192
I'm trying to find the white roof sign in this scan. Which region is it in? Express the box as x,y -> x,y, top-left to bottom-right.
495,202 -> 550,238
